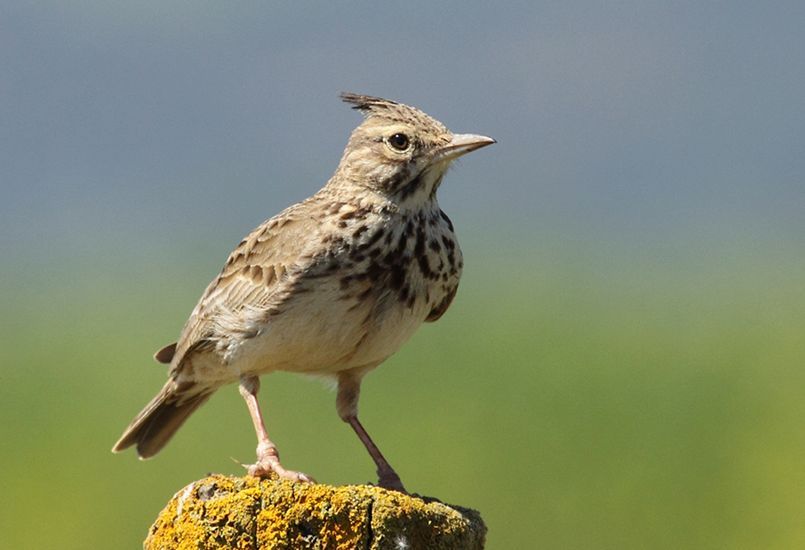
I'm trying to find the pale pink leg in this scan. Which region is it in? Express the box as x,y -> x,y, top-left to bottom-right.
239,376 -> 314,483
337,370 -> 407,493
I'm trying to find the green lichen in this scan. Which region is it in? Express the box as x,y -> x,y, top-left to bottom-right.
144,474 -> 485,549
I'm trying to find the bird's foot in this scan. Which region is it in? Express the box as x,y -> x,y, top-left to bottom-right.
245,458 -> 315,483
376,468 -> 407,493
243,442 -> 315,483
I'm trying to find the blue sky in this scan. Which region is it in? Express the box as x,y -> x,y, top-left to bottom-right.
2,1 -> 803,269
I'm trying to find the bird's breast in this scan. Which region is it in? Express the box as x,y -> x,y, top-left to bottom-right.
229,204 -> 462,376
337,204 -> 461,309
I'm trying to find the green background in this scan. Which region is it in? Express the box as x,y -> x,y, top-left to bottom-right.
2,2 -> 804,548
3,238 -> 804,548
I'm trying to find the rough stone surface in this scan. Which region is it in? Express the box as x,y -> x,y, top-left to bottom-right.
144,474 -> 486,549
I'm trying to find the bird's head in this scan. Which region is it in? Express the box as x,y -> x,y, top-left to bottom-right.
331,93 -> 495,208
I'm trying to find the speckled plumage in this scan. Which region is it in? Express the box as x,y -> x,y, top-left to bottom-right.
113,93 -> 494,491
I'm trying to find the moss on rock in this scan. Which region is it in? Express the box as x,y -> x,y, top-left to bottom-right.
145,474 -> 485,549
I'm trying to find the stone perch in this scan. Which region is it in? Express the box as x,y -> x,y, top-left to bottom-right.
145,474 -> 486,549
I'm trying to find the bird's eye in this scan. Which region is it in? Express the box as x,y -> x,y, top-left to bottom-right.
387,133 -> 410,151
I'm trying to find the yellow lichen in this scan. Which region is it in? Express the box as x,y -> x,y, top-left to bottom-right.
144,474 -> 485,549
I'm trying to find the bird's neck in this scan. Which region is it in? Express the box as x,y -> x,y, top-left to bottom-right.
322,167 -> 446,216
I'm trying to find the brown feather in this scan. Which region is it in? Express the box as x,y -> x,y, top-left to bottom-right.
114,205 -> 328,459
168,206 -> 322,371
339,92 -> 449,135
112,379 -> 211,458
426,285 -> 457,322
153,342 -> 176,364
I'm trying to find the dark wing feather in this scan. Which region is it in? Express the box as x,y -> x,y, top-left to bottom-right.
425,286 -> 457,322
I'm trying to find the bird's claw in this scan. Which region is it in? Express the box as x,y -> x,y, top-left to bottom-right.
244,457 -> 316,484
376,470 -> 407,494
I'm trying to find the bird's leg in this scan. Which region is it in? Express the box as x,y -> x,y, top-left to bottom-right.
239,376 -> 314,483
348,416 -> 407,493
337,371 -> 407,493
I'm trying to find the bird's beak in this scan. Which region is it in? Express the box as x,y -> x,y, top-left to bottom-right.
433,133 -> 496,163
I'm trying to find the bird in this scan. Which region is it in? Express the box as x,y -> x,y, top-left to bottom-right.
112,93 -> 495,492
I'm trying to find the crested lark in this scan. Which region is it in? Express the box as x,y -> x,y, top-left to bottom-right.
113,93 -> 495,492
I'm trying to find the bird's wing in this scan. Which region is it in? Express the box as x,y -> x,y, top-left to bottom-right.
425,285 -> 458,322
167,202 -> 323,372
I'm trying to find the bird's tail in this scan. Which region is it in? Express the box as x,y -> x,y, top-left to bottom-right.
112,379 -> 211,459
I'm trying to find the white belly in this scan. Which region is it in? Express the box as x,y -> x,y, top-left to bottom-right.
226,276 -> 431,377
207,202 -> 461,381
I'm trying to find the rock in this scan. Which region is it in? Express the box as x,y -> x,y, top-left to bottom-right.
145,474 -> 486,549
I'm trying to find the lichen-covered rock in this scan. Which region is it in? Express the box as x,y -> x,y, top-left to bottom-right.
144,474 -> 485,550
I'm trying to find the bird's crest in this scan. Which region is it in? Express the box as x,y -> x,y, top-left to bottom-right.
340,92 -> 398,112
340,92 -> 448,134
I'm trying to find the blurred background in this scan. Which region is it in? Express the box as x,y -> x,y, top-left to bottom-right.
2,1 -> 804,548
